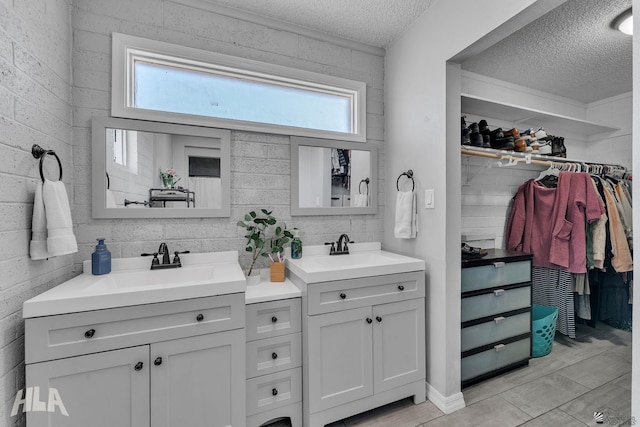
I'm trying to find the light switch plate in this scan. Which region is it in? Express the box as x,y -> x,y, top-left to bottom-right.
425,189 -> 435,209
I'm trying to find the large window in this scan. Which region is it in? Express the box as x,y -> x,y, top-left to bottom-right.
112,33 -> 367,142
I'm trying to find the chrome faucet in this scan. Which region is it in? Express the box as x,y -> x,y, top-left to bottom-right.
325,234 -> 353,255
158,242 -> 171,265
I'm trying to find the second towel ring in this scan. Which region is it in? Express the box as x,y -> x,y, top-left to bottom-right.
32,144 -> 62,182
359,178 -> 370,195
396,170 -> 414,191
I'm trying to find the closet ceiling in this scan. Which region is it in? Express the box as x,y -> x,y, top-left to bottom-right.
461,0 -> 632,104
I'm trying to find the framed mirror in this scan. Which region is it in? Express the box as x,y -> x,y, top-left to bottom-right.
291,136 -> 377,216
92,117 -> 230,218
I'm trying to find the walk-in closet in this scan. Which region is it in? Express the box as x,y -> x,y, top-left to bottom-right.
455,0 -> 633,414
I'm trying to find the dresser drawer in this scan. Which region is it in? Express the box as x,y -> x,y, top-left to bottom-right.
461,310 -> 531,352
307,272 -> 424,315
246,299 -> 301,341
462,260 -> 530,293
246,367 -> 302,416
25,293 -> 245,364
246,333 -> 302,379
461,286 -> 531,323
461,337 -> 530,382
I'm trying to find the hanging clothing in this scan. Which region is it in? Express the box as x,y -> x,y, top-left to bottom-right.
597,177 -> 633,273
532,266 -> 575,338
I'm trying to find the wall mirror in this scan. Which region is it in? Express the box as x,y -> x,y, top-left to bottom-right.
291,136 -> 377,216
92,117 -> 230,218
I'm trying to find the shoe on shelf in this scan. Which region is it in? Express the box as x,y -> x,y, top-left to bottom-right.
514,137 -> 528,152
461,127 -> 471,145
551,136 -> 567,157
504,128 -> 520,139
539,140 -> 552,155
462,243 -> 488,259
530,140 -> 540,153
468,122 -> 480,134
470,132 -> 483,147
490,128 -> 514,150
533,128 -> 548,141
482,133 -> 491,148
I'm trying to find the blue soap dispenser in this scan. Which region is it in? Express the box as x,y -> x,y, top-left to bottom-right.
291,228 -> 302,259
92,238 -> 111,275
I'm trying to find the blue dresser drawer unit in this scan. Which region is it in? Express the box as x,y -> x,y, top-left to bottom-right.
461,249 -> 533,387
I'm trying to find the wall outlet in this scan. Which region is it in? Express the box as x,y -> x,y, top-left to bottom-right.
425,189 -> 435,209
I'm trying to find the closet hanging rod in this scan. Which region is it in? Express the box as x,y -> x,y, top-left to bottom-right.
461,147 -> 625,170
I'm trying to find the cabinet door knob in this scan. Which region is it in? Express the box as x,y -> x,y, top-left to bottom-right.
154,357 -> 163,366
339,293 -> 346,299
196,313 -> 204,322
271,316 -> 278,323
134,362 -> 144,371
84,329 -> 96,339
272,352 -> 278,360
366,318 -> 372,324
493,289 -> 506,296
272,388 -> 278,396
398,285 -> 405,291
376,316 -> 382,323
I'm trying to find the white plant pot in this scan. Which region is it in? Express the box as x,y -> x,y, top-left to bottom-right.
246,271 -> 261,286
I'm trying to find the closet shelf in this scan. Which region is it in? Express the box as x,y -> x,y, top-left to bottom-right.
461,94 -> 619,137
461,146 -> 625,169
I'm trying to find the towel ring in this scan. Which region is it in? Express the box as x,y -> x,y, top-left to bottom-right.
31,144 -> 62,182
396,170 -> 414,191
359,178 -> 370,195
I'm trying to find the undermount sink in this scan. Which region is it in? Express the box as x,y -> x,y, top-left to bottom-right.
23,251 -> 246,318
286,242 -> 425,283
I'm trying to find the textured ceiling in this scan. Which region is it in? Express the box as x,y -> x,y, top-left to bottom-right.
461,0 -> 632,103
203,0 -> 434,48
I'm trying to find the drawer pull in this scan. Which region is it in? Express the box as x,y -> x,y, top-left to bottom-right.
196,313 -> 204,322
398,285 -> 405,291
134,362 -> 144,371
493,289 -> 506,296
339,293 -> 347,299
366,318 -> 373,324
494,344 -> 506,352
271,316 -> 278,323
376,316 -> 382,323
272,388 -> 278,396
84,329 -> 96,339
154,357 -> 163,366
493,262 -> 506,268
272,352 -> 278,360
494,316 -> 506,324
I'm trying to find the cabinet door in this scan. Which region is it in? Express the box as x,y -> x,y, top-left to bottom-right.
307,306 -> 373,413
373,299 -> 425,393
151,330 -> 245,427
26,346 -> 150,427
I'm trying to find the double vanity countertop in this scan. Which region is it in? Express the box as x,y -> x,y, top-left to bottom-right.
23,243 -> 425,319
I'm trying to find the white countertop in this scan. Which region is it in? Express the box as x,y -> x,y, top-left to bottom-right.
285,242 -> 425,283
23,251 -> 246,318
245,274 -> 301,304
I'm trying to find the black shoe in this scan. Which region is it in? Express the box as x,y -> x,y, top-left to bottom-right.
470,132 -> 483,146
493,136 -> 515,150
468,122 -> 480,134
551,137 -> 566,157
461,127 -> 471,145
482,133 -> 491,148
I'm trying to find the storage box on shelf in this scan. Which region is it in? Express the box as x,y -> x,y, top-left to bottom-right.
460,249 -> 533,387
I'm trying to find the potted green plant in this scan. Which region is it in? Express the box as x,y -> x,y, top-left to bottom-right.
237,209 -> 293,284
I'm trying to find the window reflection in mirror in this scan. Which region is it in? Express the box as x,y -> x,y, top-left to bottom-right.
92,117 -> 230,219
292,136 -> 377,216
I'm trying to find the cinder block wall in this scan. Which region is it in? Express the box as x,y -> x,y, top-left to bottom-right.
71,0 -> 386,272
0,0 -> 73,425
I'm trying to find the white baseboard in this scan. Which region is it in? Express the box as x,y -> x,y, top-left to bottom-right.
426,382 -> 466,414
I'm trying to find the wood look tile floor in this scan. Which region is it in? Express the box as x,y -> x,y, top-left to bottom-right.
265,322 -> 632,427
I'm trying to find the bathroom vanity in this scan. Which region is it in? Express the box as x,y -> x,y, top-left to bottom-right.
286,242 -> 426,427
23,252 -> 246,427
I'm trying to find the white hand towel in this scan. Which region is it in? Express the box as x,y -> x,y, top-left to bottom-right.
29,182 -> 49,260
30,179 -> 78,260
352,194 -> 368,207
43,179 -> 78,257
394,191 -> 418,239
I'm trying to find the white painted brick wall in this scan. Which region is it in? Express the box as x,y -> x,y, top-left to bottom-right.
70,0 -> 385,276
0,0 -> 73,423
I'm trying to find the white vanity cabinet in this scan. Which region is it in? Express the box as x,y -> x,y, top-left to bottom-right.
25,294 -> 246,427
289,270 -> 426,427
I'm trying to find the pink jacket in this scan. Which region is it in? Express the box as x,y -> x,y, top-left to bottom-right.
506,172 -> 604,273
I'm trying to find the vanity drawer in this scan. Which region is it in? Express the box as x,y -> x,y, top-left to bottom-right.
461,310 -> 531,352
461,337 -> 530,383
246,333 -> 302,379
461,285 -> 531,323
246,299 -> 301,341
25,293 -> 245,364
246,367 -> 302,416
461,260 -> 530,293
307,272 -> 424,315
